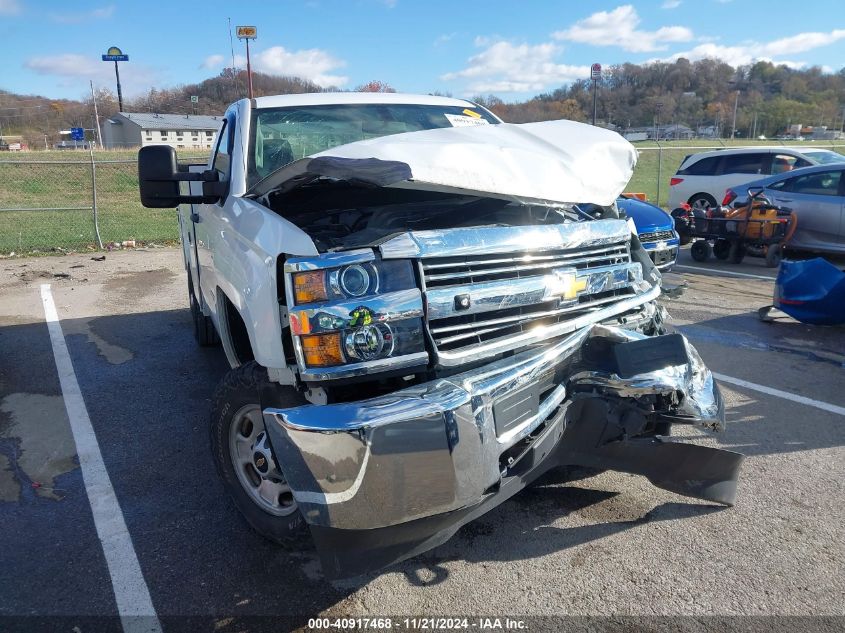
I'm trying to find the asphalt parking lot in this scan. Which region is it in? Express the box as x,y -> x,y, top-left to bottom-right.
1,246 -> 843,632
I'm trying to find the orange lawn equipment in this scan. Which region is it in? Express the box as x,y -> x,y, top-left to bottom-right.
675,187 -> 796,268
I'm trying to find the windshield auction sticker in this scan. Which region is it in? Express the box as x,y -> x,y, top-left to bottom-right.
444,113 -> 490,127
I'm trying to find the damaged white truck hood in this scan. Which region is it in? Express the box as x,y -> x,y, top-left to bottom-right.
247,119 -> 638,207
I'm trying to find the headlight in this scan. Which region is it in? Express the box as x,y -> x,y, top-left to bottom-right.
301,332 -> 345,367
291,260 -> 412,306
293,270 -> 329,304
346,323 -> 394,361
333,264 -> 375,297
286,257 -> 426,372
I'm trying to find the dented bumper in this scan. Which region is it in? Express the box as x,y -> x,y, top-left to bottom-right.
263,325 -> 742,578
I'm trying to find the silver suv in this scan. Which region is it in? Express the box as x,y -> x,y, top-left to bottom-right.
667,147 -> 845,211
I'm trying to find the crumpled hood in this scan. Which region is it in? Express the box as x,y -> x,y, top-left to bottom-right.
246,119 -> 638,207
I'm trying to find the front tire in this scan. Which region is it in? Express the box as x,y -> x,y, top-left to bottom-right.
210,362 -> 307,544
690,240 -> 712,262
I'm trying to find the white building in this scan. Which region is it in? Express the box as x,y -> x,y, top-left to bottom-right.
102,112 -> 222,149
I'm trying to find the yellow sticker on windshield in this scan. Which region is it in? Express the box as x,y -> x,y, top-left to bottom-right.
462,109 -> 482,118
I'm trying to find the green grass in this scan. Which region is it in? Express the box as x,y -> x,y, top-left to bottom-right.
2,142 -> 844,255
0,151 -> 207,254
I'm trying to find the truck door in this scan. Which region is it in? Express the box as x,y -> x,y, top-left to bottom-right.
193,115 -> 234,313
182,164 -> 206,300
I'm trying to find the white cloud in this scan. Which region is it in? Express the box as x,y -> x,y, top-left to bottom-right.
433,33 -> 457,47
657,28 -> 845,67
234,46 -> 348,87
662,0 -> 681,8
381,0 -> 397,7
24,53 -> 159,97
760,29 -> 845,56
26,54 -> 106,77
441,41 -> 591,93
553,5 -> 693,53
0,0 -> 21,14
49,4 -> 114,23
201,54 -> 225,70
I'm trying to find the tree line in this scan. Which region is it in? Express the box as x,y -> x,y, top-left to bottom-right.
2,58 -> 844,149
481,59 -> 845,137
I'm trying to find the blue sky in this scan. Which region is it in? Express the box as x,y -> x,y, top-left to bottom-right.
2,0 -> 844,102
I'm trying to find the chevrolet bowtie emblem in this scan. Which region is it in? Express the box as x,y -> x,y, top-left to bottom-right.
552,271 -> 588,301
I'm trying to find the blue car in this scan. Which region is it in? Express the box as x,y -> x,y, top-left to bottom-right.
617,195 -> 680,271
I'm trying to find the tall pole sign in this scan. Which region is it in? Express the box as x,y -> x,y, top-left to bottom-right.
590,63 -> 602,126
101,46 -> 129,112
236,26 -> 257,99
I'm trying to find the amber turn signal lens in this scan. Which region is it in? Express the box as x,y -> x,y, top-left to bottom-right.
293,271 -> 328,304
301,333 -> 345,367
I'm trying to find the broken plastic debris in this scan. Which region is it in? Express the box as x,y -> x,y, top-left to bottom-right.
122,240 -> 136,248
91,255 -> 106,261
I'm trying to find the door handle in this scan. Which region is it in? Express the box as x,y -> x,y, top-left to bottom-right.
774,197 -> 792,203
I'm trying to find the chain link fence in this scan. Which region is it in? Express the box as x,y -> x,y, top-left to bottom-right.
2,142 -> 844,256
0,151 -> 207,256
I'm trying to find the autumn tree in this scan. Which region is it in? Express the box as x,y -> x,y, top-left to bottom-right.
355,80 -> 396,93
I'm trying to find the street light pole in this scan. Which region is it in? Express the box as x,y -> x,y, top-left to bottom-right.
114,61 -> 124,112
236,26 -> 258,100
730,90 -> 739,140
245,38 -> 254,99
655,102 -> 663,141
102,47 -> 128,112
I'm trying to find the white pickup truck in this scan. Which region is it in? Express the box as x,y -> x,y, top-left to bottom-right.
138,92 -> 743,578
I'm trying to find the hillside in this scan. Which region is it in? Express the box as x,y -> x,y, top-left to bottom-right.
0,70 -> 325,148
2,59 -> 844,148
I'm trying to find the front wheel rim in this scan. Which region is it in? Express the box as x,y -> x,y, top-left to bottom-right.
691,198 -> 712,211
228,404 -> 298,517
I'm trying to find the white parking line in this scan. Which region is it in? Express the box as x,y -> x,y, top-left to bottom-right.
714,372 -> 845,416
676,264 -> 776,281
40,284 -> 162,633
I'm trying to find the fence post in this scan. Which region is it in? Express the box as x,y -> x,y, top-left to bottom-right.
89,147 -> 103,249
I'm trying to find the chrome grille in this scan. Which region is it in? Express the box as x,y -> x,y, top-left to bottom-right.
638,229 -> 675,243
422,239 -> 638,358
422,241 -> 630,289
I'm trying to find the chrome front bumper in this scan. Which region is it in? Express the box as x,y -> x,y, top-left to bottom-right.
264,324 -> 731,535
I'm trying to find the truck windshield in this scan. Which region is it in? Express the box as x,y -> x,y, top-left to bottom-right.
247,103 -> 499,186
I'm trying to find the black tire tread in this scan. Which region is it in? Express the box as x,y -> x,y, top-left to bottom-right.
690,240 -> 711,262
728,241 -> 746,264
210,361 -> 308,546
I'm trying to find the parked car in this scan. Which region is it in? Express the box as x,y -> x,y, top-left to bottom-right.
136,93 -> 740,579
617,195 -> 680,271
667,146 -> 845,212
722,163 -> 845,255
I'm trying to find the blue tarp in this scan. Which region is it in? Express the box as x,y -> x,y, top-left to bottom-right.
774,258 -> 845,325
